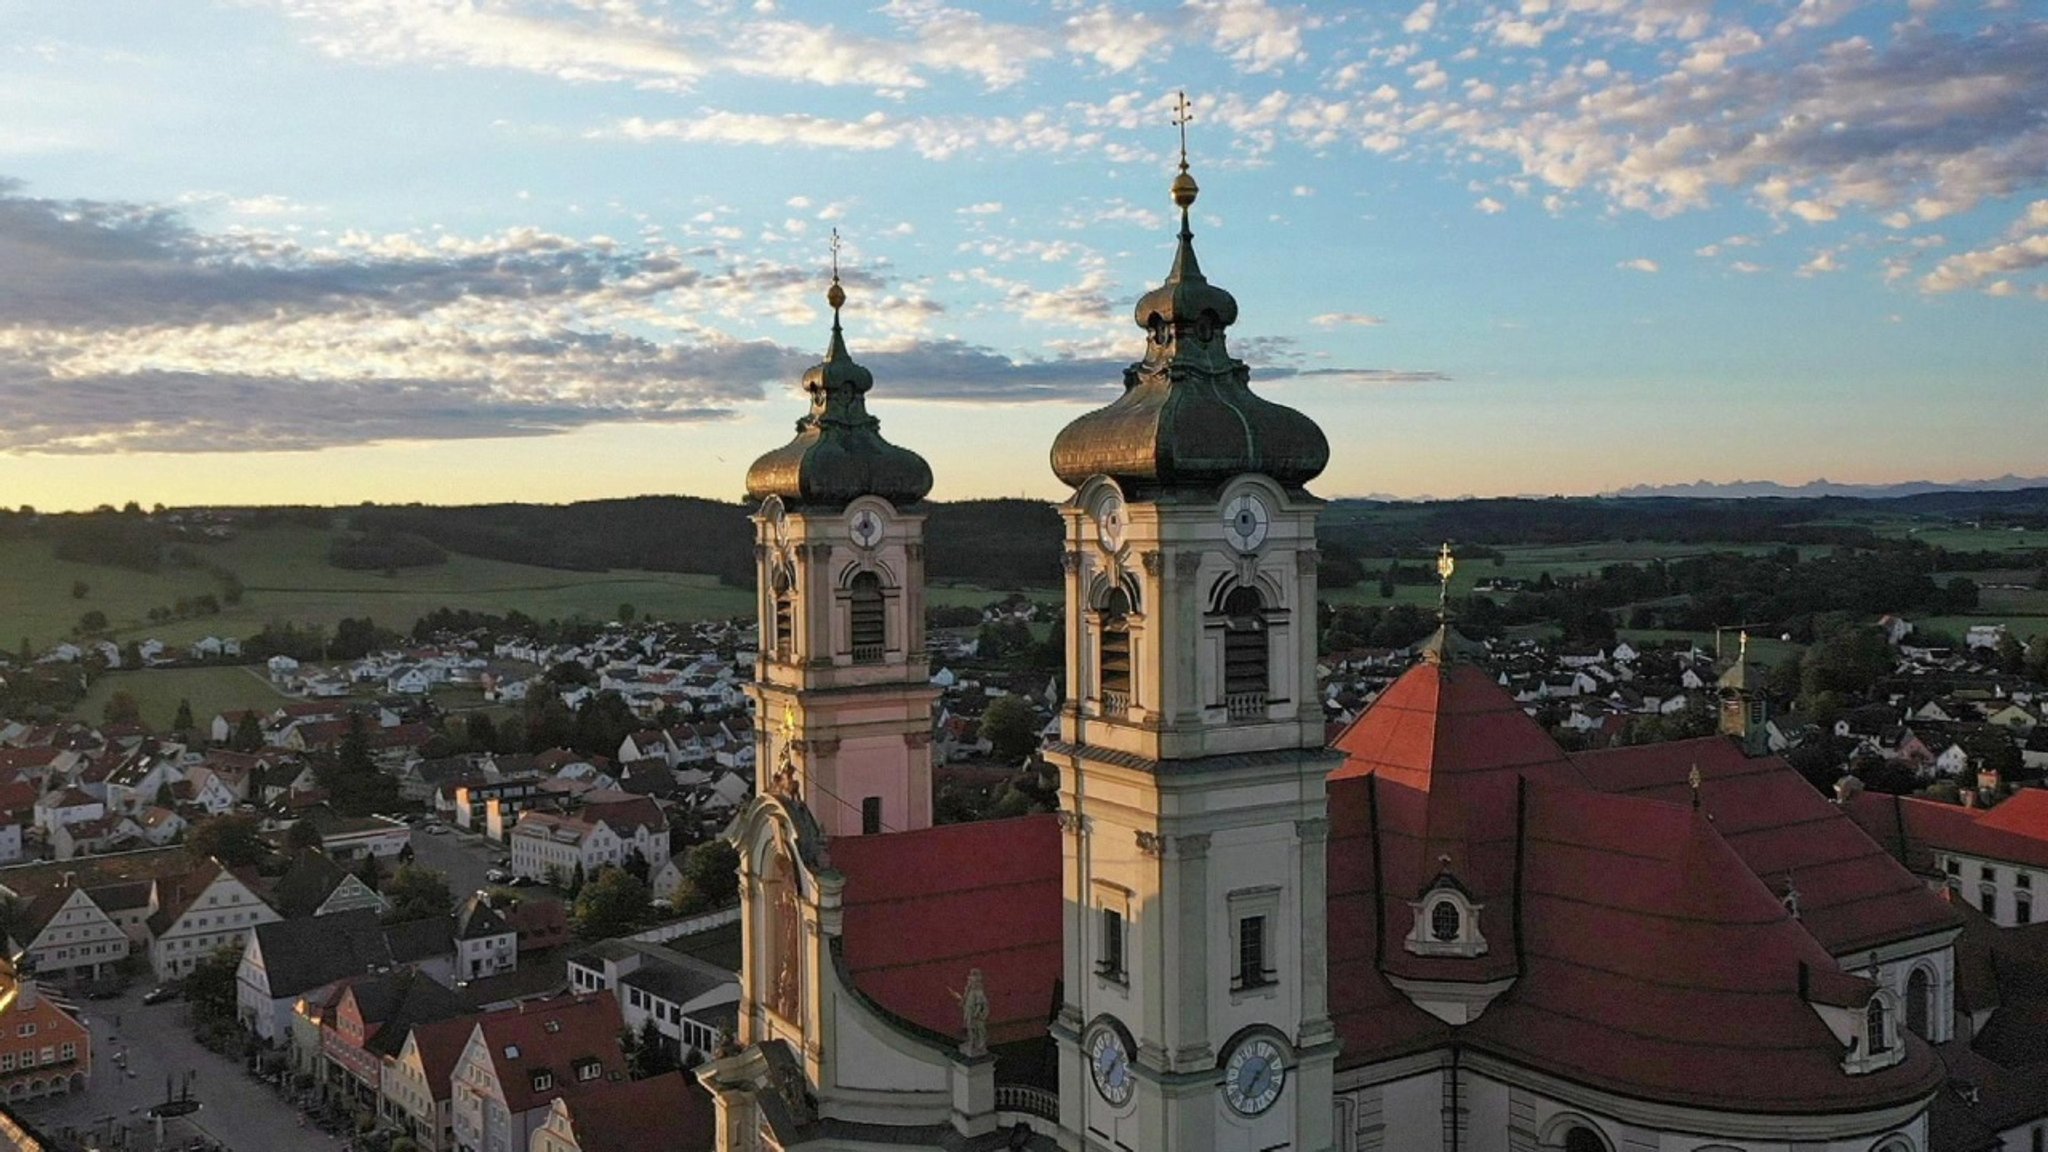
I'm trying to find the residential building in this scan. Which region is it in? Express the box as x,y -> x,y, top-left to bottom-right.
239,909 -> 455,1045
0,974 -> 90,1102
448,992 -> 627,1152
6,885 -> 129,980
509,796 -> 669,885
146,860 -> 281,980
566,939 -> 738,1063
453,892 -> 517,983
528,1071 -> 713,1152
382,1014 -> 476,1152
317,969 -> 469,1118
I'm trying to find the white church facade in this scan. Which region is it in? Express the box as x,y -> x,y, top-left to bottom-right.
695,150 -> 1961,1152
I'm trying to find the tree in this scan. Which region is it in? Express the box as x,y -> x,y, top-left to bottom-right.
677,840 -> 739,913
183,943 -> 244,1024
574,867 -> 652,940
233,711 -> 265,752
628,1016 -> 678,1079
356,853 -> 382,893
102,691 -> 141,727
621,847 -> 650,884
187,814 -> 268,867
284,818 -> 324,854
383,865 -> 453,922
173,698 -> 195,735
1995,633 -> 2027,675
616,602 -> 637,625
70,580 -> 88,600
568,862 -> 588,898
77,610 -> 108,635
464,712 -> 499,753
978,695 -> 1041,764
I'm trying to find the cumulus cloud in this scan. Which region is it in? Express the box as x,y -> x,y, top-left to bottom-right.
1618,258 -> 1660,273
1310,313 -> 1388,327
602,109 -> 1105,162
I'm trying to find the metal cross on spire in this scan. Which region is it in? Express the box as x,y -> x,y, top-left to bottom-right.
1173,89 -> 1193,173
830,227 -> 842,283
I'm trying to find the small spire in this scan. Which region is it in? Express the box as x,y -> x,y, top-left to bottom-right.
1688,763 -> 1703,809
1170,90 -> 1200,215
826,228 -> 847,318
1436,542 -> 1456,624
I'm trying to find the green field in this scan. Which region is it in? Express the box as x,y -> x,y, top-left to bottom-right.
75,666 -> 295,731
1324,541 -> 1793,608
0,526 -> 760,652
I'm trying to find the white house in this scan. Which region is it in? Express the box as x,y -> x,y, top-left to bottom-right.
33,788 -> 104,833
8,886 -> 130,980
453,893 -> 518,983
565,939 -> 738,1064
509,796 -> 670,884
147,862 -> 281,980
449,993 -> 627,1152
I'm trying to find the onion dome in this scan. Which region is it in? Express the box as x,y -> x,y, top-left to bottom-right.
1050,153 -> 1328,494
745,271 -> 933,510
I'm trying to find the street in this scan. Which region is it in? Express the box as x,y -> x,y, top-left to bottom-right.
18,984 -> 338,1152
403,823 -> 503,901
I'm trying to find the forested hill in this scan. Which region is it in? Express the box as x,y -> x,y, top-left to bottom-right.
349,497 -> 1065,587
339,486 -> 2048,588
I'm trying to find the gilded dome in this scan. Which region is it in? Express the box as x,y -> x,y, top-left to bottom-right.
745,283 -> 933,510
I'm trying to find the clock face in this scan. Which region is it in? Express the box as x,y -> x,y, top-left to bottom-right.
1097,496 -> 1127,552
1086,1022 -> 1135,1107
849,508 -> 885,549
1223,493 -> 1271,553
1222,1036 -> 1285,1116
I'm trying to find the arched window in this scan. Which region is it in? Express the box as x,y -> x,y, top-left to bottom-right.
1867,998 -> 1891,1054
1430,900 -> 1461,943
1563,1127 -> 1606,1152
1099,588 -> 1132,710
848,572 -> 885,663
1222,586 -> 1268,718
1906,968 -> 1932,1037
771,568 -> 794,659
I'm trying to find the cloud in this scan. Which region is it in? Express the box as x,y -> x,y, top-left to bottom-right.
1617,258 -> 1660,273
1190,0 -> 1310,73
1063,5 -> 1171,73
1310,312 -> 1387,327
1402,2 -> 1438,35
602,109 -> 1103,162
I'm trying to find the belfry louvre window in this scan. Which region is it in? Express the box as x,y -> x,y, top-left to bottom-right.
1235,915 -> 1272,991
849,572 -> 885,663
1222,586 -> 1268,716
1099,589 -> 1133,707
1097,907 -> 1126,982
772,569 -> 794,658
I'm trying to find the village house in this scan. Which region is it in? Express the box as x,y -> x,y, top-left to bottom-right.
146,860 -> 281,980
239,908 -> 456,1045
453,892 -> 518,984
509,795 -> 670,885
448,992 -> 628,1152
5,884 -> 131,980
527,1071 -> 712,1152
565,939 -> 738,1065
316,968 -> 470,1121
381,1013 -> 477,1152
0,974 -> 90,1102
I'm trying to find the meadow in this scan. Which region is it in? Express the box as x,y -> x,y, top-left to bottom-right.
0,526 -> 759,653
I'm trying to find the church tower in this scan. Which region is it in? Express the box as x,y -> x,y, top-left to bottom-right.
1044,104 -> 1340,1152
742,249 -> 939,842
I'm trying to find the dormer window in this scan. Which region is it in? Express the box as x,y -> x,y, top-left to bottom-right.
1406,880 -> 1487,959
532,1070 -> 553,1092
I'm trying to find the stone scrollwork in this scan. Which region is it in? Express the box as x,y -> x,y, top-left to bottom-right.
1061,549 -> 1084,573
1135,830 -> 1164,858
1140,549 -> 1165,576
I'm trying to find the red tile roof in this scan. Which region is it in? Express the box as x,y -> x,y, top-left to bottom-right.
832,813 -> 1062,1047
1322,659 -> 1946,1113
1576,736 -> 1960,954
468,991 -> 627,1116
1846,789 -> 2048,874
546,1070 -> 713,1152
403,1014 -> 481,1102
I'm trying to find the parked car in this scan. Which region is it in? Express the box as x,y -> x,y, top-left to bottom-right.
142,985 -> 180,1006
485,868 -> 509,883
506,874 -> 533,888
424,824 -> 450,836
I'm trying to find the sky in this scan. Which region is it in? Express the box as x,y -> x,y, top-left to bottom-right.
0,0 -> 2044,511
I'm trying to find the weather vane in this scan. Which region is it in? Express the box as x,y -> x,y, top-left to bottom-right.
1172,90 -> 1194,173
829,227 -> 842,283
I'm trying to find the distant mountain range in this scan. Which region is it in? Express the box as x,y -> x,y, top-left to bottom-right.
1601,476 -> 2048,500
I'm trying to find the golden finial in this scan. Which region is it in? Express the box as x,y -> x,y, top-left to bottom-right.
826,228 -> 846,313
1688,763 -> 1703,808
1436,542 -> 1456,621
1170,90 -> 1199,210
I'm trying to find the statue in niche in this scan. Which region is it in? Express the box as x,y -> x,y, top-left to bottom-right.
768,848 -> 802,1022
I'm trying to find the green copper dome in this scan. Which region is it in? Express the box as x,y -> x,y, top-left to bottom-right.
745,284 -> 933,510
1050,167 -> 1328,494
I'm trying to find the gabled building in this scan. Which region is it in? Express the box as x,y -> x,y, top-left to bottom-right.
0,972 -> 90,1101
509,795 -> 670,885
7,884 -> 130,980
528,1070 -> 714,1152
239,908 -> 455,1044
382,1013 -> 477,1152
448,992 -> 628,1152
145,860 -> 280,980
318,968 -> 469,1118
269,847 -> 389,920
453,892 -> 517,983
565,938 -> 739,1064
